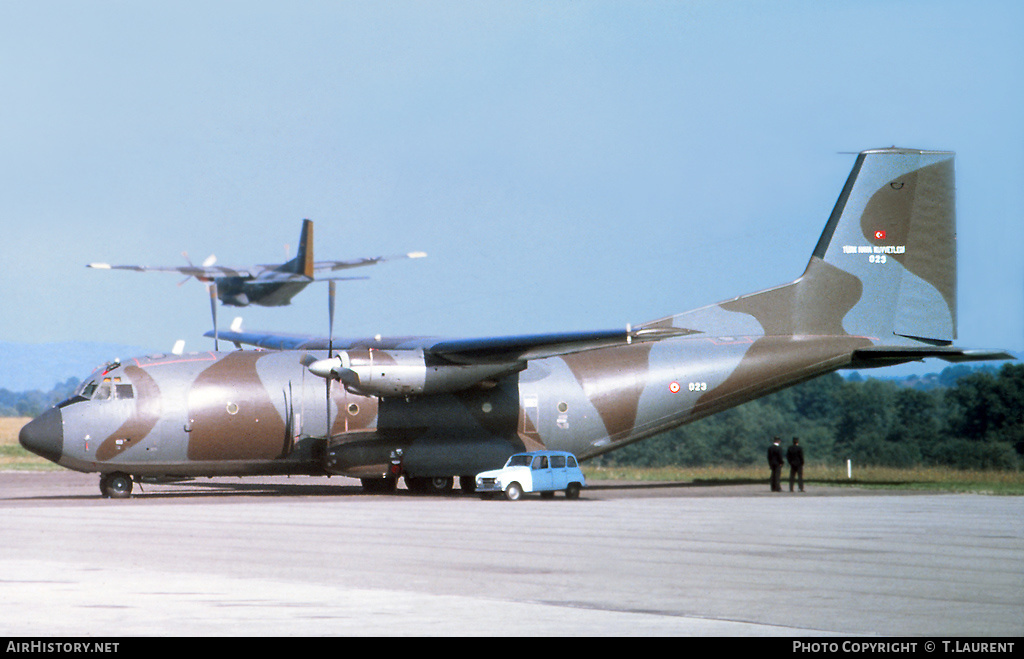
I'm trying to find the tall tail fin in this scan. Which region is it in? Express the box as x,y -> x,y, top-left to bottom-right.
282,219 -> 315,278
638,148 -> 960,348
809,148 -> 957,344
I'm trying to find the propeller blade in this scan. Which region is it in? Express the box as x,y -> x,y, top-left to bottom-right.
326,378 -> 332,442
328,280 -> 336,358
327,280 -> 337,442
179,252 -> 196,286
209,283 -> 219,351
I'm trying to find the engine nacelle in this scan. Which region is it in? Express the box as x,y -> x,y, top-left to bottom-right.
306,348 -> 519,397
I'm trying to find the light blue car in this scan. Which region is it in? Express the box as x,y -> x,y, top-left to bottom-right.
475,450 -> 586,501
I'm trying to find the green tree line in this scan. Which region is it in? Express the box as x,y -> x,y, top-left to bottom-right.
600,363 -> 1023,471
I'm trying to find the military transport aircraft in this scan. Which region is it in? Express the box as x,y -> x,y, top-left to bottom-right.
88,218 -> 427,307
23,148 -> 1014,498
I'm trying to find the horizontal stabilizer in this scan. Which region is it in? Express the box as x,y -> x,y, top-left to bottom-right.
849,346 -> 1016,369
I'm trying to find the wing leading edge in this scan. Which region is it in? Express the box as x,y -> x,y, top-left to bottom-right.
205,326 -> 698,363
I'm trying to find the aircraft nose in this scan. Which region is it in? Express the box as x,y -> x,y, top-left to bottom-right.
19,407 -> 64,464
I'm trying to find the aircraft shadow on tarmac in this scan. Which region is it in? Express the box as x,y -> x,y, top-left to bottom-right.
9,477 -> 789,502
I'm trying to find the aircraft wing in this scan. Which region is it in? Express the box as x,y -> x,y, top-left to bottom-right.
309,251 -> 428,273
87,263 -> 257,279
204,327 -> 694,362
91,251 -> 425,280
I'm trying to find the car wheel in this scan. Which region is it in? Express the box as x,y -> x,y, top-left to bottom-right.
565,482 -> 581,499
504,482 -> 523,501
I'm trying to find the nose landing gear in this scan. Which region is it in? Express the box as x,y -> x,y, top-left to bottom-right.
99,472 -> 134,499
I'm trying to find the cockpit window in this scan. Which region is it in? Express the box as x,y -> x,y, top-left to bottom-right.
76,378 -> 133,401
93,381 -> 113,401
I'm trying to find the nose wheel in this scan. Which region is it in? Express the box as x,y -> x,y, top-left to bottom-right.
99,472 -> 134,499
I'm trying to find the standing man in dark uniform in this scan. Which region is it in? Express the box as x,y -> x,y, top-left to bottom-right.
787,437 -> 805,492
767,436 -> 784,492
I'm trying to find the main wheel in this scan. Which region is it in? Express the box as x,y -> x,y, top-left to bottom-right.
100,472 -> 133,499
504,481 -> 523,501
361,476 -> 398,494
405,476 -> 454,495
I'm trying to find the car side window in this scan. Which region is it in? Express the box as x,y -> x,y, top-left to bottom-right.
532,456 -> 548,470
551,455 -> 566,469
567,456 -> 578,468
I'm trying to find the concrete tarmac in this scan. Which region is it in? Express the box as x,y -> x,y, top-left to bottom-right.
0,471 -> 1021,637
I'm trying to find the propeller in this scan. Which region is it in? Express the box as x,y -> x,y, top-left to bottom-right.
302,281 -> 361,383
301,281 -> 358,441
179,252 -> 217,286
299,278 -> 342,440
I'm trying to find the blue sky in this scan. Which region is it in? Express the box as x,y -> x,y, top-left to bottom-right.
2,1 -> 1021,373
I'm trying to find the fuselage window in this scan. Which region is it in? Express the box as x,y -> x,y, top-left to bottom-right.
115,384 -> 134,399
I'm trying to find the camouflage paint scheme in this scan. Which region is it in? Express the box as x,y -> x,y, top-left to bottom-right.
22,149 -> 1013,497
88,219 -> 426,307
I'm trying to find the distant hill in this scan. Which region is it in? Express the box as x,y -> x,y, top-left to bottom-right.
0,341 -> 151,393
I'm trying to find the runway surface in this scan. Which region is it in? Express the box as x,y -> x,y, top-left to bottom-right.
1,471 -> 1021,636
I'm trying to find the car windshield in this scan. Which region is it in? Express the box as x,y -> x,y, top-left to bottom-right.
506,455 -> 533,467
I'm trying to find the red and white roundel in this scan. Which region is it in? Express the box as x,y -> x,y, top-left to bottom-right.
669,381 -> 681,394
874,230 -> 887,240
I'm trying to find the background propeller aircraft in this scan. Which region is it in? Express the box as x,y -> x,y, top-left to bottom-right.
88,218 -> 427,308
25,148 -> 1014,498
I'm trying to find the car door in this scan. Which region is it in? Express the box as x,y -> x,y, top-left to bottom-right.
549,454 -> 568,489
531,455 -> 553,491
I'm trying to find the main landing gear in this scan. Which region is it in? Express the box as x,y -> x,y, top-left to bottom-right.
99,472 -> 134,499
358,474 -> 478,495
